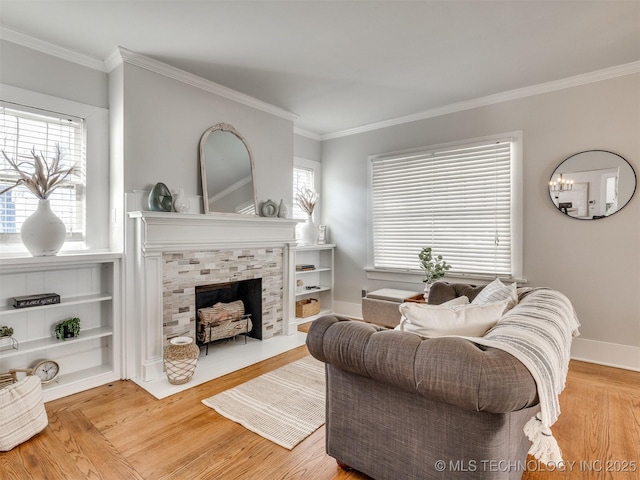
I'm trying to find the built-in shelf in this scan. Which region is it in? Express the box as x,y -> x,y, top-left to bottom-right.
290,244 -> 335,325
296,267 -> 331,274
295,286 -> 332,296
0,293 -> 113,316
0,254 -> 121,402
0,326 -> 113,359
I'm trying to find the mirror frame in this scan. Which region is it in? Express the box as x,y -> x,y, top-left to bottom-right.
548,150 -> 637,220
199,122 -> 257,215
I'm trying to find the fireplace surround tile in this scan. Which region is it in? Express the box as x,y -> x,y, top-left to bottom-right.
162,247 -> 284,344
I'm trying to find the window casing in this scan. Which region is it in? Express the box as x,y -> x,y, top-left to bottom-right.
369,132 -> 523,280
1,103 -> 86,242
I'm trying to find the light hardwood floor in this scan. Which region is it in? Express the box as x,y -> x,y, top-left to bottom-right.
2,325 -> 639,480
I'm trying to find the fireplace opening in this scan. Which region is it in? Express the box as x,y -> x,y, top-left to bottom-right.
195,278 -> 263,349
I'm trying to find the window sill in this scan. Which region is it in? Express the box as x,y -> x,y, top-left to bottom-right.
364,267 -> 528,285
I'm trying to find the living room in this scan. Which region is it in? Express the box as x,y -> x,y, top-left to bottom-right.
0,1 -> 639,479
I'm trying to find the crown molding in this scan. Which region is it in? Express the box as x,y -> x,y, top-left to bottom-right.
107,47 -> 298,122
0,25 -> 108,72
293,127 -> 322,141
322,61 -> 640,140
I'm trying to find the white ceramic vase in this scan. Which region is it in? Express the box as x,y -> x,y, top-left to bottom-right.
423,281 -> 433,301
173,188 -> 190,213
300,215 -> 319,245
21,199 -> 66,256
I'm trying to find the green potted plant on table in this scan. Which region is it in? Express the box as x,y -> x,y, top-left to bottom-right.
54,317 -> 81,340
418,247 -> 451,300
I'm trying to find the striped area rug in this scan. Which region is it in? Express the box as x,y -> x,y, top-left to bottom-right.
202,356 -> 325,450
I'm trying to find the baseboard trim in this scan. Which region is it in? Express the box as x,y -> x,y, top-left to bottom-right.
570,337 -> 640,372
333,301 -> 363,320
335,301 -> 639,372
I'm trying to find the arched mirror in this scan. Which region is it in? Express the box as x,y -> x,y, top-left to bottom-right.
548,150 -> 636,219
200,123 -> 257,214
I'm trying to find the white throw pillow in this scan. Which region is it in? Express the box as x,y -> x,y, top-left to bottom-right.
440,295 -> 470,306
396,300 -> 508,338
471,278 -> 518,312
394,296 -> 469,332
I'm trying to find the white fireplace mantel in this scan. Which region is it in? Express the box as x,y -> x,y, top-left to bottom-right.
128,211 -> 299,251
126,211 -> 299,382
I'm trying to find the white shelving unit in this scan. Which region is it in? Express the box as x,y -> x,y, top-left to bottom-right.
290,244 -> 335,324
0,252 -> 122,402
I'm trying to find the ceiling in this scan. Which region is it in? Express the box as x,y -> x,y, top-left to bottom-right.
1,1 -> 639,137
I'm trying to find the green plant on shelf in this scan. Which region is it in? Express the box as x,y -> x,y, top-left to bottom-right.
54,317 -> 81,340
0,326 -> 14,337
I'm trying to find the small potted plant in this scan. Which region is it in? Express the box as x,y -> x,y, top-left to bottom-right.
54,317 -> 81,340
418,247 -> 451,299
0,326 -> 13,338
0,325 -> 17,350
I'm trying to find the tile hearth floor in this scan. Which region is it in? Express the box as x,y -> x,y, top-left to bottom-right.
131,331 -> 308,399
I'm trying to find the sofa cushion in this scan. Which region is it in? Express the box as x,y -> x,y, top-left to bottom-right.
397,300 -> 508,338
471,278 -> 518,311
307,314 -> 539,413
0,375 -> 48,451
427,281 -> 486,304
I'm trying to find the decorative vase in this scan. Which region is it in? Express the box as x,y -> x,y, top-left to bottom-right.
300,215 -> 319,245
20,199 -> 66,257
163,336 -> 200,385
277,199 -> 288,218
174,188 -> 190,213
423,281 -> 433,301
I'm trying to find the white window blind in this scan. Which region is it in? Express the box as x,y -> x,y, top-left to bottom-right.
371,137 -> 514,277
0,103 -> 85,240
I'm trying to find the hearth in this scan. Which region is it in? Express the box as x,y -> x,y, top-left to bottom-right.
195,279 -> 263,350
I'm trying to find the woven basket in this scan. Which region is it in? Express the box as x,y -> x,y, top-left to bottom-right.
163,336 -> 200,385
295,298 -> 320,318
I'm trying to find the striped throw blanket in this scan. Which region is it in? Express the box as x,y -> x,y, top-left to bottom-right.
464,287 -> 580,466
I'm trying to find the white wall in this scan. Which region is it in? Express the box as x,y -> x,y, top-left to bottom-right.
0,40 -> 108,108
118,63 -> 294,208
322,74 -> 640,364
294,133 -> 322,162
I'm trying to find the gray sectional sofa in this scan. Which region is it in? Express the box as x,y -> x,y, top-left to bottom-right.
306,282 -> 542,480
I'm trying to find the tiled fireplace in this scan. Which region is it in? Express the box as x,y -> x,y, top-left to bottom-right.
162,248 -> 283,343
127,211 -> 298,382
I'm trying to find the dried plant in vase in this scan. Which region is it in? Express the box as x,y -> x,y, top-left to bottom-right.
0,146 -> 79,256
295,186 -> 320,245
295,186 -> 319,217
0,145 -> 79,199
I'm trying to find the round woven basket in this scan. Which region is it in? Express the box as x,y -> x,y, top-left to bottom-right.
163,336 -> 200,385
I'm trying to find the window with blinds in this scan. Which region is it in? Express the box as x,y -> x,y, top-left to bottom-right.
293,165 -> 314,220
0,103 -> 85,241
370,135 -> 519,277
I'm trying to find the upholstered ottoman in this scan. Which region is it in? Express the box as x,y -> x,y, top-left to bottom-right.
361,289 -> 422,328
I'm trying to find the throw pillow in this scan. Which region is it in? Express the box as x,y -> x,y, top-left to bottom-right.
471,278 -> 518,312
396,300 -> 508,338
440,295 -> 470,306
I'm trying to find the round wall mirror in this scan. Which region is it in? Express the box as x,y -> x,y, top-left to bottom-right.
199,123 -> 257,214
548,150 -> 636,220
